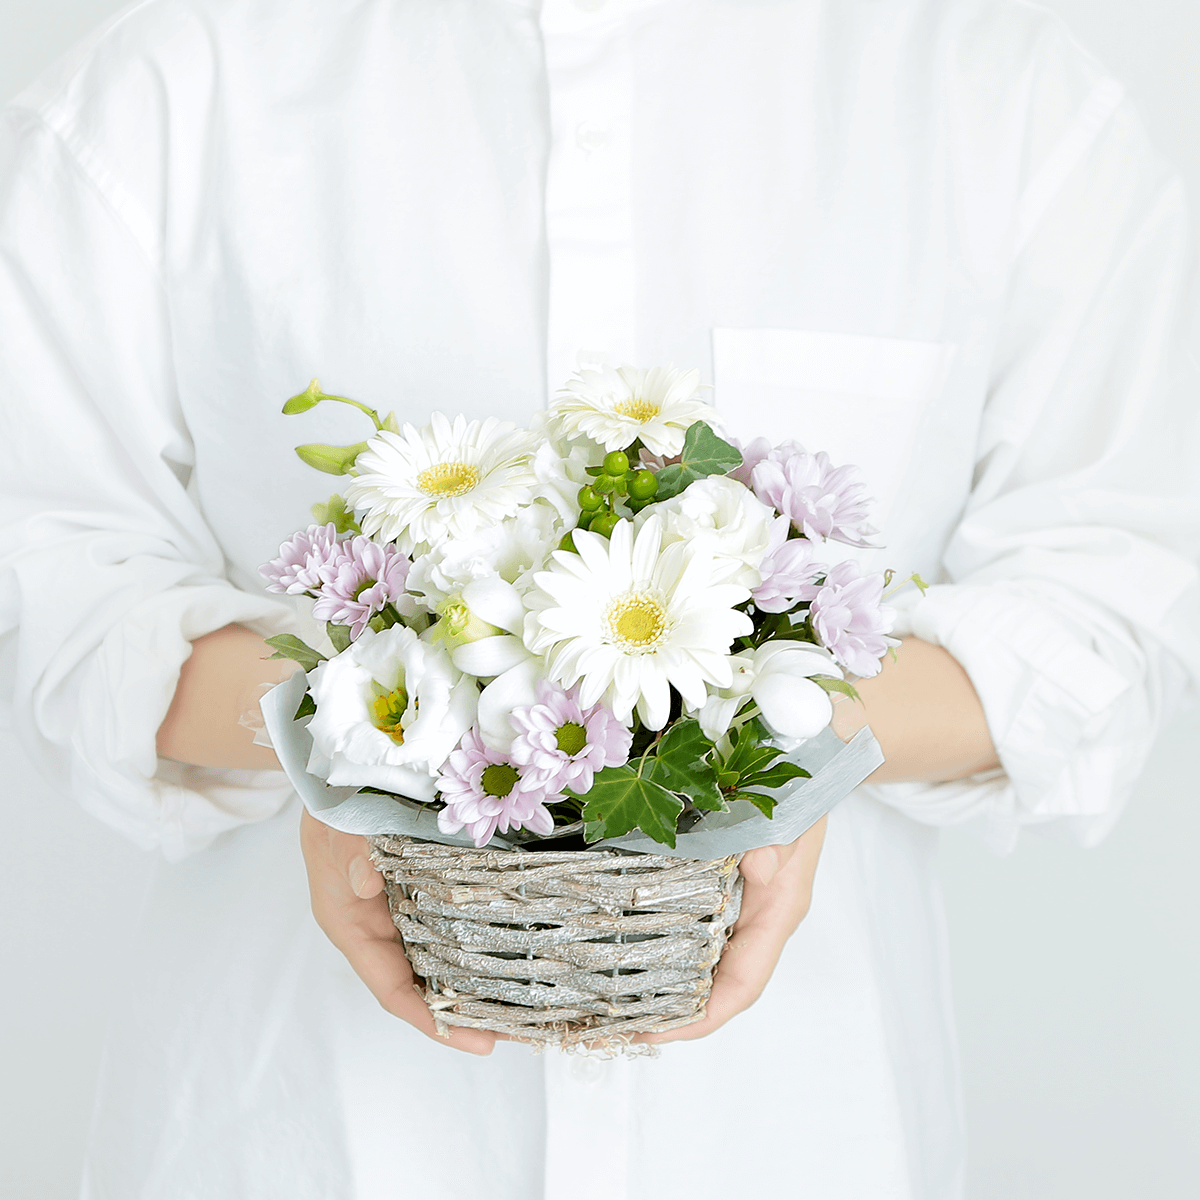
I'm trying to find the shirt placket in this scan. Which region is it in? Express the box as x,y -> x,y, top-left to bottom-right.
540,0 -> 638,397
538,12 -> 640,1192
543,1049 -> 634,1200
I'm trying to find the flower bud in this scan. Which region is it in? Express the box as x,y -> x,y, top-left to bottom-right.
295,441 -> 369,475
282,378 -> 323,414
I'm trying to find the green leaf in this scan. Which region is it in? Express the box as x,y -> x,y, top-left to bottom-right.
264,634 -> 327,672
293,692 -> 317,721
813,676 -> 861,702
642,719 -> 724,812
584,818 -> 609,843
327,622 -> 353,654
282,378 -> 323,415
722,721 -> 782,780
739,761 -> 811,791
295,442 -> 369,476
311,493 -> 361,535
652,422 -> 744,500
734,791 -> 779,819
577,766 -> 684,848
367,609 -> 401,634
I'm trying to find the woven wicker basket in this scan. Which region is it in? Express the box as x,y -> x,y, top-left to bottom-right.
369,834 -> 744,1049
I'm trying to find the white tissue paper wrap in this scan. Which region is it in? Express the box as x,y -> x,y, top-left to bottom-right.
262,669 -> 884,858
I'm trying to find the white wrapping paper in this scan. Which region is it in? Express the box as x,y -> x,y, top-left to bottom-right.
261,670 -> 884,857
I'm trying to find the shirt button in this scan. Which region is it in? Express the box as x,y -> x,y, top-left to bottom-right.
575,0 -> 607,11
575,121 -> 612,153
570,1055 -> 605,1084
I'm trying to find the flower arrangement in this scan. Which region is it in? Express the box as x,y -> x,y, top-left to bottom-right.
261,366 -> 913,851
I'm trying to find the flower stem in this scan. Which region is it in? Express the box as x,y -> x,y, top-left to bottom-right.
320,394 -> 386,431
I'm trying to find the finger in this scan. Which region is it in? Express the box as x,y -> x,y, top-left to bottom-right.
299,812 -> 496,1055
313,817 -> 386,900
639,817 -> 828,1045
339,920 -> 497,1057
739,843 -> 792,888
638,902 -> 783,1044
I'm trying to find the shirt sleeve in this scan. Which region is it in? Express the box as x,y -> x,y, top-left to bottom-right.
0,106 -> 299,860
863,86 -> 1200,850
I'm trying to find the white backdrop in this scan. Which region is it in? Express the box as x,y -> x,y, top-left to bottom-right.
0,2 -> 1197,1198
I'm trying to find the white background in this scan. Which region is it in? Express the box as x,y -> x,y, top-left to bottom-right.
0,1 -> 1197,1197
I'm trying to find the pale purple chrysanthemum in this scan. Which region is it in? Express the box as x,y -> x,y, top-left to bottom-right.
509,681 -> 632,795
311,535 -> 413,639
752,516 -> 828,613
436,727 -> 556,847
740,441 -> 877,547
809,560 -> 895,678
260,523 -> 346,595
728,436 -> 773,489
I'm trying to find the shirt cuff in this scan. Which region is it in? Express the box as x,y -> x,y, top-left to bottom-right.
858,581 -> 1148,850
56,584 -> 303,860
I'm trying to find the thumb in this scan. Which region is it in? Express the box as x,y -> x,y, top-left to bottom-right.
740,840 -> 800,888
337,830 -> 384,898
306,811 -> 384,899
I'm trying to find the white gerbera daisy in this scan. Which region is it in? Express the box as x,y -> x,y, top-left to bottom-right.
344,413 -> 542,554
524,515 -> 753,729
547,364 -> 720,457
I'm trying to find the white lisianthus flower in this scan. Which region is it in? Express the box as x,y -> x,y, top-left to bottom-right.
696,641 -> 842,742
306,625 -> 477,800
530,438 -> 591,527
547,364 -> 721,457
344,413 -> 542,554
652,476 -> 776,589
524,515 -> 752,729
407,504 -> 561,606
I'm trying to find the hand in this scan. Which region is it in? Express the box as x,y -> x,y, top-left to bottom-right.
299,809 -> 497,1055
637,815 -> 827,1044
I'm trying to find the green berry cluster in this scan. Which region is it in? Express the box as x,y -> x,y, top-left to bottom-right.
558,449 -> 660,551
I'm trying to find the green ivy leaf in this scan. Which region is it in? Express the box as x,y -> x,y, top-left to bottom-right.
652,422 -> 744,500
293,692 -> 317,721
264,634 -> 326,672
577,766 -> 684,848
327,622 -> 353,654
295,441 -> 369,476
642,719 -> 724,812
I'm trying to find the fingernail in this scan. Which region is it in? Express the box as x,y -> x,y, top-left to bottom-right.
348,856 -> 374,897
753,847 -> 782,887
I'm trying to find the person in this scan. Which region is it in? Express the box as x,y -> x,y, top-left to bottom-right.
3,0 -> 1198,1196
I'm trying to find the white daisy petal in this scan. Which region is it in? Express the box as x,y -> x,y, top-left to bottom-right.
523,512 -> 751,731
344,415 -> 543,555
546,363 -> 721,458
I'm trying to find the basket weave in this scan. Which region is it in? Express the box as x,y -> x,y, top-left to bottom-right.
369,834 -> 744,1049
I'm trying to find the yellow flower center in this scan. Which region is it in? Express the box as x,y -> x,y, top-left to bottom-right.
604,591 -> 669,653
417,461 -> 480,498
615,396 -> 660,423
371,681 -> 410,744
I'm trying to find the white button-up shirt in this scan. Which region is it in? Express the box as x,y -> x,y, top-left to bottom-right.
3,1 -> 1198,1197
